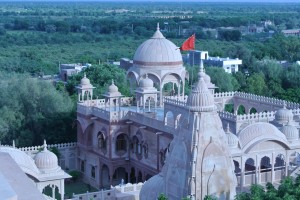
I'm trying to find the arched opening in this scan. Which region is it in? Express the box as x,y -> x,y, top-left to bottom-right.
131,136 -> 142,155
175,114 -> 182,129
130,167 -> 136,183
233,160 -> 241,174
80,160 -> 85,173
163,82 -> 177,96
160,147 -> 169,166
275,154 -> 285,170
250,108 -> 257,114
113,167 -> 128,185
116,133 -> 127,152
260,156 -> 271,172
260,156 -> 272,183
237,105 -> 246,115
101,164 -> 110,189
225,104 -> 234,113
143,143 -> 149,158
245,158 -> 255,174
165,111 -> 175,127
43,185 -> 59,200
97,131 -> 106,151
91,166 -> 96,179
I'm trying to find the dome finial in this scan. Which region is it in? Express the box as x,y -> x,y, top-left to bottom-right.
145,73 -> 148,79
43,140 -> 47,151
157,22 -> 160,31
112,79 -> 115,85
12,140 -> 15,148
198,60 -> 205,79
84,72 -> 86,78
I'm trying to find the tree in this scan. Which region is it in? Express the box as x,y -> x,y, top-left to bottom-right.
245,72 -> 267,95
66,64 -> 130,98
0,72 -> 75,146
205,67 -> 240,92
157,193 -> 168,200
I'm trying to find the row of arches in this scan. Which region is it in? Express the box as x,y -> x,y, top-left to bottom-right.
79,160 -> 153,188
225,104 -> 260,115
234,154 -> 285,174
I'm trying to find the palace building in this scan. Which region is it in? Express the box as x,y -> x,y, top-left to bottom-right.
76,25 -> 300,199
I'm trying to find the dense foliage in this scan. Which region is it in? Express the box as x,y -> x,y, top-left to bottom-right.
66,64 -> 130,98
236,176 -> 300,200
0,72 -> 75,146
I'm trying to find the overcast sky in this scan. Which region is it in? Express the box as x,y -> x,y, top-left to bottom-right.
0,0 -> 299,2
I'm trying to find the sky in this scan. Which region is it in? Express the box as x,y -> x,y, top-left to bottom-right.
0,0 -> 299,2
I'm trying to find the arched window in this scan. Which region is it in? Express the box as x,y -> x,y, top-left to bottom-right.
97,132 -> 106,150
132,136 -> 142,155
91,166 -> 96,178
143,143 -> 148,158
116,134 -> 127,152
80,160 -> 85,173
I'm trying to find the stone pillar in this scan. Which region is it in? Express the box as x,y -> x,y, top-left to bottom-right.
255,155 -> 260,184
271,153 -> 275,183
159,84 -> 163,107
178,82 -> 180,97
182,80 -> 185,98
240,157 -> 244,191
285,152 -> 289,176
52,185 -> 55,199
60,180 -> 65,200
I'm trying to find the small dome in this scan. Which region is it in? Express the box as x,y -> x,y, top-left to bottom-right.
139,75 -> 153,88
275,103 -> 293,124
281,123 -> 299,142
34,140 -> 58,171
80,73 -> 91,85
186,65 -> 215,112
133,23 -> 183,69
225,124 -> 239,148
108,80 -> 119,93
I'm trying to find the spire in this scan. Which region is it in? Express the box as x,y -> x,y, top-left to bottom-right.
12,140 -> 15,148
198,60 -> 205,78
112,79 -> 115,85
152,23 -> 165,39
84,73 -> 86,78
283,101 -> 287,109
186,58 -> 215,111
43,140 -> 47,151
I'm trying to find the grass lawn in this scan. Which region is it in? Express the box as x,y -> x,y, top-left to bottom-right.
44,180 -> 98,200
65,180 -> 99,199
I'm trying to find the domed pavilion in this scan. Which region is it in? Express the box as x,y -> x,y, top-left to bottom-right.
127,23 -> 188,106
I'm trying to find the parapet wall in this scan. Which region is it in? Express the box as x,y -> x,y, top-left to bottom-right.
19,142 -> 77,170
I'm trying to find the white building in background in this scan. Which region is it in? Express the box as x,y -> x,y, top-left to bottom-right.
186,50 -> 242,73
60,63 -> 92,82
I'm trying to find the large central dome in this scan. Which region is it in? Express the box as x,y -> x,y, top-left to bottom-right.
133,24 -> 183,68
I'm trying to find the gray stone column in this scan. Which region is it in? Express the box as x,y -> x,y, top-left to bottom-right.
271,153 -> 275,183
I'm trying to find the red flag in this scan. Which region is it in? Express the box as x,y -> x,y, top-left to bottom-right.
180,34 -> 195,51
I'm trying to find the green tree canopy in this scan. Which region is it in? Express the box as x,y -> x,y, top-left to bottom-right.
66,64 -> 130,98
0,72 -> 75,146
